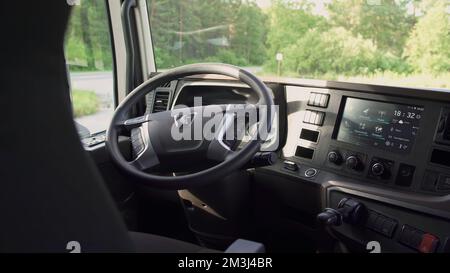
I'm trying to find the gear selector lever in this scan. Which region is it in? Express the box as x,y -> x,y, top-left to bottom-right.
317,198 -> 366,227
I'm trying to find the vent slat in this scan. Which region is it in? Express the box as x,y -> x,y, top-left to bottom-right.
161,81 -> 171,88
152,91 -> 170,113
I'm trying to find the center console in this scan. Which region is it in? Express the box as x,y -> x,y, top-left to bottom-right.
282,85 -> 450,195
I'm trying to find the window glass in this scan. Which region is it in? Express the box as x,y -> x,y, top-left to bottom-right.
65,0 -> 115,136
147,0 -> 450,89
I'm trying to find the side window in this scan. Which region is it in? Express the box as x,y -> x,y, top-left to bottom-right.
65,1 -> 114,137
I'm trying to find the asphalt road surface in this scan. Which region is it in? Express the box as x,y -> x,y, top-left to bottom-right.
71,72 -> 114,134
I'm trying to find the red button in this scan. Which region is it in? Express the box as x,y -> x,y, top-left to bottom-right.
418,233 -> 439,253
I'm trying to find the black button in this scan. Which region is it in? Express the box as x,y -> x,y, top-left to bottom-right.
366,211 -> 397,238
410,229 -> 425,248
399,225 -> 416,247
396,164 -> 415,187
366,211 -> 378,228
373,215 -> 386,231
437,175 -> 450,191
381,219 -> 397,238
399,225 -> 426,250
304,168 -> 317,177
422,171 -> 439,192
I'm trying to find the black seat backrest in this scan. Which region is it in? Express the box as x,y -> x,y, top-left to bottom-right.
0,1 -> 134,252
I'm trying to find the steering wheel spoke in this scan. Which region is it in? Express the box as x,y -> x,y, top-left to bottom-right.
129,123 -> 160,170
206,109 -> 238,162
116,114 -> 151,130
207,140 -> 237,162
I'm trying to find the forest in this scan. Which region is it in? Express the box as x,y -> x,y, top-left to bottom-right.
66,0 -> 450,88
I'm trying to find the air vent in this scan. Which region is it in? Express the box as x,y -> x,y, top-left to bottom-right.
160,81 -> 172,88
152,91 -> 170,113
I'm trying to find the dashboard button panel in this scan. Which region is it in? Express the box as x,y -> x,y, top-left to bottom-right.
366,210 -> 397,238
303,110 -> 325,126
307,92 -> 330,108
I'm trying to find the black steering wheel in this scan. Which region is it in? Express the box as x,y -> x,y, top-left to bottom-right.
106,63 -> 274,189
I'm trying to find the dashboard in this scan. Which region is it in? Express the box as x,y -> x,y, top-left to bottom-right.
145,75 -> 450,253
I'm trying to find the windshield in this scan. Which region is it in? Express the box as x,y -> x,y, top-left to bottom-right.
147,0 -> 450,89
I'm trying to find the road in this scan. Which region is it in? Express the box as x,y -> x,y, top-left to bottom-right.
71,72 -> 114,133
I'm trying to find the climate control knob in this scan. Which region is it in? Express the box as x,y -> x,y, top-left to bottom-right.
346,155 -> 361,170
328,151 -> 343,165
371,162 -> 385,176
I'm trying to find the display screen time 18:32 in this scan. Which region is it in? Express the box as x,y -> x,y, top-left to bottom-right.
336,97 -> 424,153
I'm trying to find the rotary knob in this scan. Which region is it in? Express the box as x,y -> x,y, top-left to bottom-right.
328,151 -> 343,165
371,162 -> 386,177
346,155 -> 361,170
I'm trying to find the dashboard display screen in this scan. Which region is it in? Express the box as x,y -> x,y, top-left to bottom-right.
336,97 -> 424,153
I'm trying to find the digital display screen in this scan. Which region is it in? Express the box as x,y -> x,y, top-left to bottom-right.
336,97 -> 424,153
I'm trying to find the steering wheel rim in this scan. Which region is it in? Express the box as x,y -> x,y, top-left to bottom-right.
106,63 -> 274,189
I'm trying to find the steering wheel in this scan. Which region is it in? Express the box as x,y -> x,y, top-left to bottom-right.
106,63 -> 274,189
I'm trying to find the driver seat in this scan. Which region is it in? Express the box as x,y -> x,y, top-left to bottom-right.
0,1 -> 213,253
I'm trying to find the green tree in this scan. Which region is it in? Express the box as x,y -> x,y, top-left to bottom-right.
404,0 -> 450,73
282,27 -> 380,76
328,0 -> 414,55
230,2 -> 268,65
265,0 -> 327,70
148,0 -> 267,68
65,1 -> 113,71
